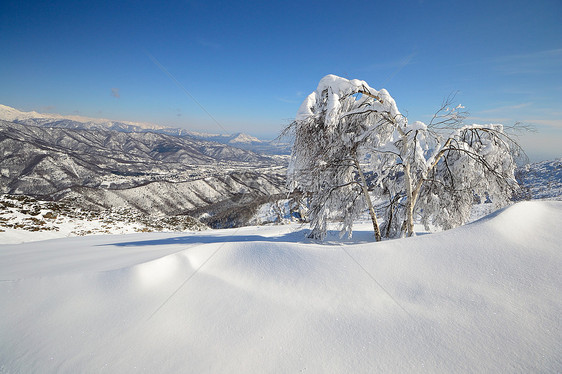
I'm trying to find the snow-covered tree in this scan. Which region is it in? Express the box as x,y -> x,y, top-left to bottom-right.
376,119 -> 523,238
287,75 -> 523,240
284,75 -> 398,240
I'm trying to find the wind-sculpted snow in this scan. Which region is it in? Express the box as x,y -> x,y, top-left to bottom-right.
0,201 -> 560,372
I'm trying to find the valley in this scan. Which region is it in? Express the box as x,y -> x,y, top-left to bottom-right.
0,105 -> 296,236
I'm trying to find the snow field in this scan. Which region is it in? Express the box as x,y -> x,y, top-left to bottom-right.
0,201 -> 561,372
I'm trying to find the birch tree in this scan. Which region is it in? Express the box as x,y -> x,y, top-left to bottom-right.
287,74 -> 522,240
285,75 -> 396,240
376,119 -> 523,238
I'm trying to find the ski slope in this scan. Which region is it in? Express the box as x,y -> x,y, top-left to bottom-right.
0,201 -> 561,372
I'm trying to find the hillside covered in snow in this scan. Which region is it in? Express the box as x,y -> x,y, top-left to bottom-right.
0,117 -> 289,229
516,158 -> 562,200
0,200 -> 560,372
0,104 -> 289,155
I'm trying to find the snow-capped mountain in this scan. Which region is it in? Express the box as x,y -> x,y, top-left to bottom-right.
184,131 -> 260,144
0,120 -> 275,191
0,104 -> 290,155
185,131 -> 291,155
228,133 -> 261,143
0,104 -> 164,132
0,119 -> 288,228
0,104 -> 292,230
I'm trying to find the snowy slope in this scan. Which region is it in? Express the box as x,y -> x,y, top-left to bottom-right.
0,201 -> 560,373
517,158 -> 562,200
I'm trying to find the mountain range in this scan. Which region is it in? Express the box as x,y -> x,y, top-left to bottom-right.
0,104 -> 290,155
0,105 -> 294,228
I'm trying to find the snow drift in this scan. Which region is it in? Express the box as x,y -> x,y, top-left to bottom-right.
0,201 -> 561,372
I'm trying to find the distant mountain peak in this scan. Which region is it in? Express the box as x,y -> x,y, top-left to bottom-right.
0,104 -> 164,130
228,133 -> 262,144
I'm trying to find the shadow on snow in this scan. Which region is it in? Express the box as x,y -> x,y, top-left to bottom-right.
101,227 -> 383,247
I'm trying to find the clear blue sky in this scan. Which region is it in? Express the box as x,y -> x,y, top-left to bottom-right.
1,0 -> 561,161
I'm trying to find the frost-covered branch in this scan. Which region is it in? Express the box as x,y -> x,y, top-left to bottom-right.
428,92 -> 468,129
285,74 -> 523,241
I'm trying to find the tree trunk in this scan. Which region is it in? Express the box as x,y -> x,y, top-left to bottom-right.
353,155 -> 382,241
403,161 -> 415,237
404,138 -> 454,237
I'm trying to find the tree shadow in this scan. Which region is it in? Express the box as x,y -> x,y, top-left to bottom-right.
101,226 -> 383,247
102,229 -> 310,247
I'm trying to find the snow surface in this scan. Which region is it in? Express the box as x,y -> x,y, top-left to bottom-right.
0,201 -> 561,373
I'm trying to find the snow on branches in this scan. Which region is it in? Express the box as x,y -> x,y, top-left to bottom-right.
286,75 -> 522,240
286,75 -> 398,240
379,123 -> 521,238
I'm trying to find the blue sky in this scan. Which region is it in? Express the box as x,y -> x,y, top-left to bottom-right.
1,0 -> 561,161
